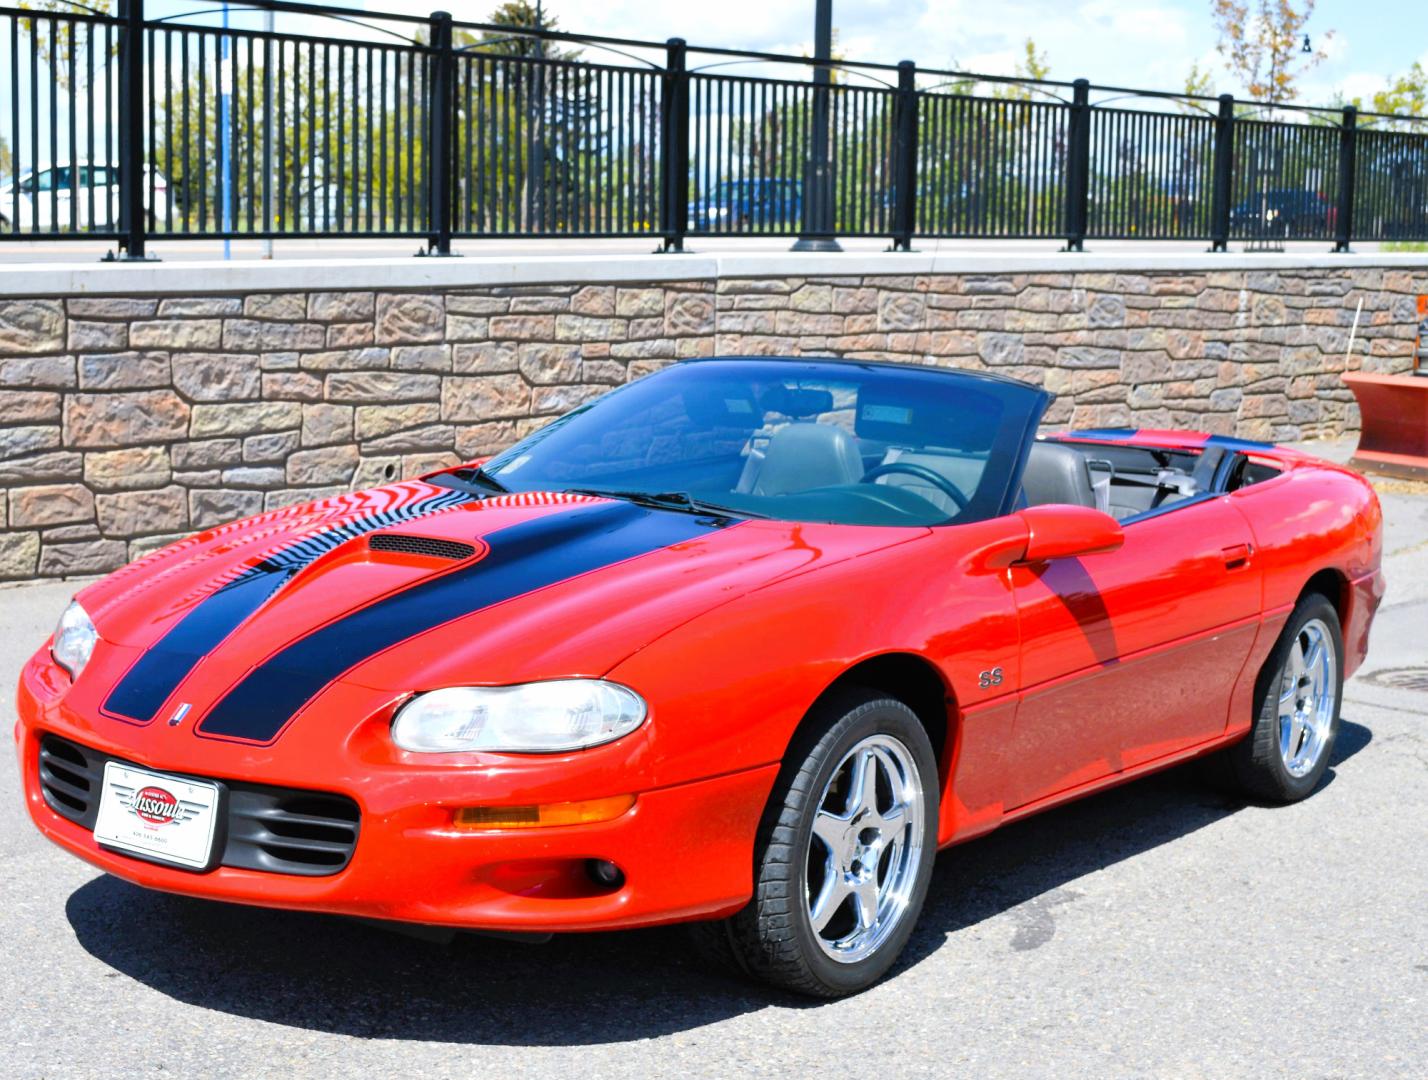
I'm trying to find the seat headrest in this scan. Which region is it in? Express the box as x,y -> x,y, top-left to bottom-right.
1021,441 -> 1096,509
751,423 -> 864,496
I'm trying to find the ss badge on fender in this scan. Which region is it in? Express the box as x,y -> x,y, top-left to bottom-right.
978,667 -> 1004,689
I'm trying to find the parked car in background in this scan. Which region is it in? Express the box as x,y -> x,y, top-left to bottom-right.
689,178 -> 801,231
1230,188 -> 1337,238
0,162 -> 173,232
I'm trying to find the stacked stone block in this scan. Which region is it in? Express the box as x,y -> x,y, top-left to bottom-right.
1,265 -> 1422,580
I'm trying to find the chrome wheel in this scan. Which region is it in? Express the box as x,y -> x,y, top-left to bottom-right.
805,734 -> 925,964
1278,617 -> 1337,778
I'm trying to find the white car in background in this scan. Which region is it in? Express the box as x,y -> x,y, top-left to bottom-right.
0,162 -> 174,232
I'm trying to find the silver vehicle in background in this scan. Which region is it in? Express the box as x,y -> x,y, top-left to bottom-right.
1,162 -> 174,232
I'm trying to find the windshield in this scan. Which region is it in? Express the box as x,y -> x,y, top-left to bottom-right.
482,359 -> 1049,527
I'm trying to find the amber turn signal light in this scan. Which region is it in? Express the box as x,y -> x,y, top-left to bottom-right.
453,794 -> 636,830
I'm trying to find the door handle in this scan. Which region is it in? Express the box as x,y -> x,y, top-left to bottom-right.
1222,542 -> 1252,569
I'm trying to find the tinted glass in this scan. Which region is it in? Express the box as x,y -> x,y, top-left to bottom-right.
484,359 -> 1049,527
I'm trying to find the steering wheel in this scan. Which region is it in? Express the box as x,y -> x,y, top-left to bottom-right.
860,462 -> 970,511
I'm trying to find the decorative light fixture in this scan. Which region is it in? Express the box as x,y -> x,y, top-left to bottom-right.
1302,34 -> 1313,54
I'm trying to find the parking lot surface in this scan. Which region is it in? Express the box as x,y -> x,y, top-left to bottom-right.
2,451 -> 1424,1079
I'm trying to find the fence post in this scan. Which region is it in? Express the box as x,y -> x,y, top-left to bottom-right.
891,60 -> 918,251
1063,78 -> 1090,252
1208,93 -> 1235,252
1333,104 -> 1357,253
109,0 -> 153,261
422,10 -> 455,256
658,37 -> 689,252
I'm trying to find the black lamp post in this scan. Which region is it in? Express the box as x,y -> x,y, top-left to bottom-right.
792,0 -> 841,251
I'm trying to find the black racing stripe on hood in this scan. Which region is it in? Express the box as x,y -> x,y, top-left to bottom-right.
195,501 -> 719,745
101,487 -> 475,724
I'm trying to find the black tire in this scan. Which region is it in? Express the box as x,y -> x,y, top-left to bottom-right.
692,687 -> 939,997
1225,592 -> 1344,802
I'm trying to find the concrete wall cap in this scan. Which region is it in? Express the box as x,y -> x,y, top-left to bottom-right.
1,249 -> 1425,297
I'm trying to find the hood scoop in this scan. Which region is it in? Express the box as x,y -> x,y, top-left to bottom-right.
367,534 -> 477,561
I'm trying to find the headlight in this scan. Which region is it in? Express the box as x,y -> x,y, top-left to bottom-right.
52,600 -> 98,679
391,680 -> 648,754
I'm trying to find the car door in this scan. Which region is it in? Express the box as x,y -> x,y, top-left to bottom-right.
24,169 -> 55,229
1003,496 -> 1262,810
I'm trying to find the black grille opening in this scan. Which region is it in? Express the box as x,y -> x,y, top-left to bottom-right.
35,735 -> 360,878
223,787 -> 362,876
39,735 -> 101,827
368,534 -> 475,560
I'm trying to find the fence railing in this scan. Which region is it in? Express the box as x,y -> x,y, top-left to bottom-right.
4,0 -> 1428,258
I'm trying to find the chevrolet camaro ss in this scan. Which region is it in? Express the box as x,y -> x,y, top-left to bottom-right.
16,357 -> 1383,997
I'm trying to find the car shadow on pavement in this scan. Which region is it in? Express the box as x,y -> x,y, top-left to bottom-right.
64,720 -> 1372,1045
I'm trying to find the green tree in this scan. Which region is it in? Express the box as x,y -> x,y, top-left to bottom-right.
992,39 -> 1051,102
461,1 -> 581,60
1367,62 -> 1427,123
1210,0 -> 1331,104
157,43 -> 421,235
15,1 -> 115,89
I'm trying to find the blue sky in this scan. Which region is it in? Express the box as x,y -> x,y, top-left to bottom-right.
367,0 -> 1425,108
83,0 -> 1418,108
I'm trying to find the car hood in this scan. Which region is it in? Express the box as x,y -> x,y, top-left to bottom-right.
76,480 -> 921,745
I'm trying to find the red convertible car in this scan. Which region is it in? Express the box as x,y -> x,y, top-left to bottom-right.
16,357 -> 1383,997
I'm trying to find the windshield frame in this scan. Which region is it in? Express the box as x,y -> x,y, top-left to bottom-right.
480,357 -> 1051,529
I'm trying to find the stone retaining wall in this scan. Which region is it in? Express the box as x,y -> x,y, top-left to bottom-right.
1,262 -> 1423,580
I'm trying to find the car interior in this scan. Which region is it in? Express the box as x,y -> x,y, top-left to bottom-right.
731,383 -> 996,517
1035,439 -> 1282,521
725,385 -> 1280,523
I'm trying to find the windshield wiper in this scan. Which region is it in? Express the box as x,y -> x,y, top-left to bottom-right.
431,465 -> 509,495
566,488 -> 768,520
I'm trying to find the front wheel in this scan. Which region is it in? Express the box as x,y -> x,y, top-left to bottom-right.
694,688 -> 939,997
1225,593 -> 1344,802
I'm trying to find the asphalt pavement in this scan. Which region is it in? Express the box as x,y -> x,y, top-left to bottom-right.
1,441 -> 1424,1079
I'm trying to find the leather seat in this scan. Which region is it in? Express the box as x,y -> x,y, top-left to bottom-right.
1021,442 -> 1096,508
737,423 -> 864,495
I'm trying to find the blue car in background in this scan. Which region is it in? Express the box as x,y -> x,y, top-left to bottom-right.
688,179 -> 802,231
1230,188 -> 1337,237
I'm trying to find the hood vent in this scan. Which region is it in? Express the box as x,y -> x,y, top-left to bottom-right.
367,534 -> 476,561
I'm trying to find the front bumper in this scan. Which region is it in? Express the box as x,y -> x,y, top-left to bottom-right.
16,649 -> 777,933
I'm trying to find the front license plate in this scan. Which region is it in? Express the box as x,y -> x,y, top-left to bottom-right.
93,762 -> 221,870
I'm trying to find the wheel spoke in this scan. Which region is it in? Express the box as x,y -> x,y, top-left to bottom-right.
1278,670 -> 1298,708
852,878 -> 880,931
1280,713 -> 1302,762
851,747 -> 879,818
810,873 -> 850,933
811,810 -> 846,856
1293,637 -> 1309,679
877,800 -> 908,836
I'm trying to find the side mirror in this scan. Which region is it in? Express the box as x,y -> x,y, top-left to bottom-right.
1015,504 -> 1124,563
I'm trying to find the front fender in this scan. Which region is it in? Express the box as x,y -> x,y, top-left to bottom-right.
606,518 -> 1027,840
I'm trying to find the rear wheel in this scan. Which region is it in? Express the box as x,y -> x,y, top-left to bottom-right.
692,688 -> 938,997
1226,593 -> 1343,802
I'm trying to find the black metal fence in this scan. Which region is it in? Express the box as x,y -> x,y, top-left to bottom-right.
3,0 -> 1427,258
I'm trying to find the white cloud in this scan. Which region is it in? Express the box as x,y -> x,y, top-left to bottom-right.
335,0 -> 1416,112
